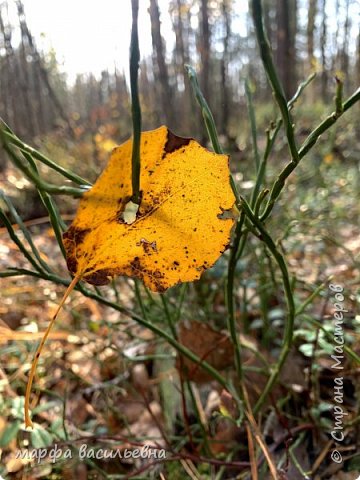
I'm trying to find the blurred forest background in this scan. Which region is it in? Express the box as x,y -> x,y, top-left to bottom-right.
0,0 -> 359,179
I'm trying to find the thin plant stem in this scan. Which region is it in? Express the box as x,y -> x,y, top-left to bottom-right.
251,0 -> 299,164
175,284 -> 187,322
0,269 -> 40,278
111,278 -> 121,304
185,63 -> 244,388
245,79 -> 260,173
250,72 -> 315,213
239,196 -> 295,414
161,294 -> 177,339
2,141 -> 85,197
335,76 -> 343,116
226,212 -> 246,382
134,279 -> 148,320
0,125 -> 91,186
0,191 -> 50,273
23,148 -> 67,256
298,87 -> 360,159
130,0 -> 142,205
185,64 -> 240,203
288,432 -> 311,479
302,314 -> 360,365
261,87 -> 360,222
0,209 -> 46,274
186,381 -> 211,456
288,73 -> 316,110
295,281 -> 327,316
77,285 -> 234,392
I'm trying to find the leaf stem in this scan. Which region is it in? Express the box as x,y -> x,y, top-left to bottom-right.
130,0 -> 142,205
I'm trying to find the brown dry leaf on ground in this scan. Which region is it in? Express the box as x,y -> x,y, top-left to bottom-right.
176,320 -> 235,382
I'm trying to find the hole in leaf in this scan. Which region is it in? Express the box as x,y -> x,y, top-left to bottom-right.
122,200 -> 139,224
217,208 -> 236,220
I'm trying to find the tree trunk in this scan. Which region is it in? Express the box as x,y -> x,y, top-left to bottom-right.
0,10 -> 21,134
275,0 -> 296,99
356,22 -> 360,140
307,0 -> 317,101
17,1 -> 37,136
220,0 -> 231,136
357,23 -> 360,88
170,0 -> 193,132
263,0 -> 277,47
320,0 -> 328,101
307,0 -> 317,67
149,0 -> 174,127
16,1 -> 74,137
199,0 -> 210,102
340,0 -> 350,79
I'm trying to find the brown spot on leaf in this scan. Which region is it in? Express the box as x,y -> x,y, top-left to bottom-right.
63,226 -> 90,245
163,129 -> 191,157
130,256 -> 142,272
84,269 -> 112,286
66,256 -> 78,275
136,238 -> 158,254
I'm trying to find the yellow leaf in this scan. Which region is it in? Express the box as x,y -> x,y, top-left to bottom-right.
63,125 -> 236,292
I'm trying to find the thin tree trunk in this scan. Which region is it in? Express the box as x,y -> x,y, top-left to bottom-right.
356,22 -> 360,139
307,0 -> 317,67
0,10 -> 20,134
332,0 -> 340,73
171,0 -> 193,132
307,0 -> 317,101
199,0 -> 210,102
340,0 -> 350,78
16,1 -> 74,137
320,0 -> 328,101
149,0 -> 174,127
220,0 -> 231,136
357,23 -> 360,88
17,1 -> 37,137
275,0 -> 296,98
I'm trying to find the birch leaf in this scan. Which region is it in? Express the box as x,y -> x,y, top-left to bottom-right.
63,125 -> 236,292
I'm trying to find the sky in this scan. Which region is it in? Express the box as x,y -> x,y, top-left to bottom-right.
18,0 -> 175,83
